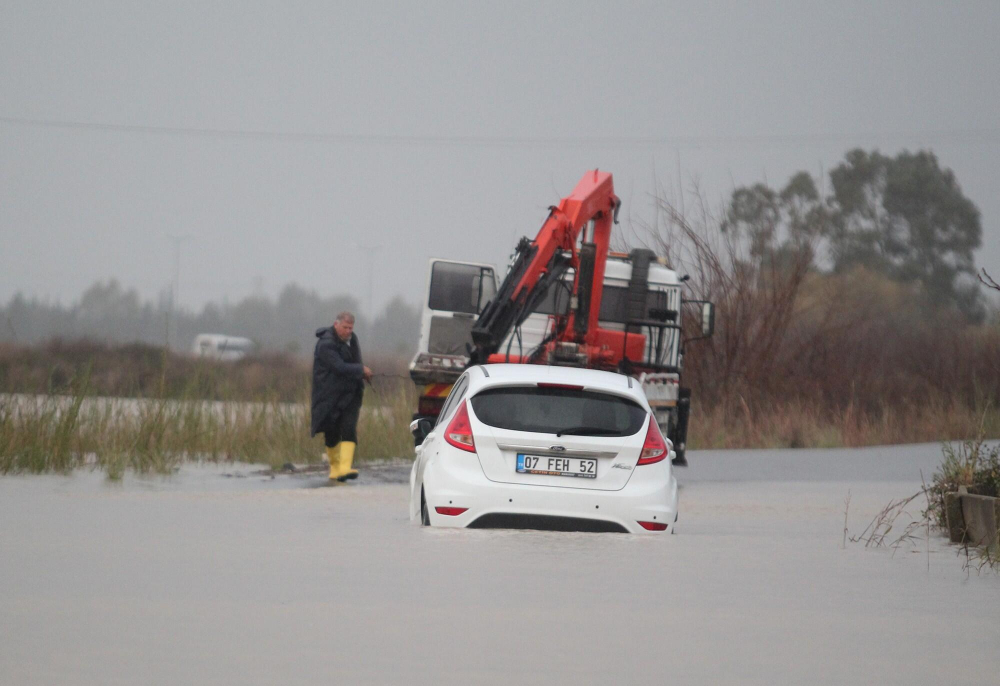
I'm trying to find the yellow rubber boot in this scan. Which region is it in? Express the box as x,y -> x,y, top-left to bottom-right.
337,441 -> 359,481
326,444 -> 342,480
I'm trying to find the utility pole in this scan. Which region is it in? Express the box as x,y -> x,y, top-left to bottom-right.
168,234 -> 193,349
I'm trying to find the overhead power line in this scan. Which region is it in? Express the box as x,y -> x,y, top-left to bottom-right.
2,115 -> 999,150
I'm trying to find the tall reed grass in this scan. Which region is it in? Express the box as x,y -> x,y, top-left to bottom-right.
0,382 -> 416,477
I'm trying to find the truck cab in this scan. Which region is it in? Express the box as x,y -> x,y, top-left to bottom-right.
409,259 -> 498,419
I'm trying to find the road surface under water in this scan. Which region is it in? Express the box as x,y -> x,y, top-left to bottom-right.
1,444 -> 997,685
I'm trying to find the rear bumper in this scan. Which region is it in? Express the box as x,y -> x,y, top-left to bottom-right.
418,451 -> 678,534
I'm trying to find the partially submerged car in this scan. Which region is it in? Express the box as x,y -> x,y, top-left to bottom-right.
409,364 -> 678,534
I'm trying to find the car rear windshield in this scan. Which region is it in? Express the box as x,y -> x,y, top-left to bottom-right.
470,386 -> 647,436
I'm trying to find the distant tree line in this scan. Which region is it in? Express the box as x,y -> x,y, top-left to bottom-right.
0,282 -> 421,358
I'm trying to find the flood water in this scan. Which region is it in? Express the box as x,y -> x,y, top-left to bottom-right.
2,444 -> 997,685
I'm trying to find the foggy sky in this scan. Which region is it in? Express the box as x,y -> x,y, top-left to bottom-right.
3,1 -> 999,314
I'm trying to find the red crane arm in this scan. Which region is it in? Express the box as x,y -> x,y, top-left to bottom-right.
510,170 -> 619,332
469,170 -> 622,364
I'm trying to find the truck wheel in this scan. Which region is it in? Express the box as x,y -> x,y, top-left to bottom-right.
412,414 -> 432,447
672,447 -> 688,467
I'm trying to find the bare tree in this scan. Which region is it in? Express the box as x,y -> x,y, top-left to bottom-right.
645,185 -> 820,406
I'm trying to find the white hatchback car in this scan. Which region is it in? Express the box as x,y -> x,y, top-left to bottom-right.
409,364 -> 679,534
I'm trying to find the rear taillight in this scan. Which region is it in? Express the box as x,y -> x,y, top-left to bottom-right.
435,506 -> 468,516
444,401 -> 476,453
638,520 -> 668,531
637,417 -> 667,465
537,383 -> 584,391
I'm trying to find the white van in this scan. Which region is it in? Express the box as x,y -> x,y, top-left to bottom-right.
191,334 -> 256,361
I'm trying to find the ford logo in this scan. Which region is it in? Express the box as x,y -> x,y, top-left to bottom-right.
549,445 -> 566,452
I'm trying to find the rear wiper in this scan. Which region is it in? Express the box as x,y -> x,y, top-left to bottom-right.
554,426 -> 621,438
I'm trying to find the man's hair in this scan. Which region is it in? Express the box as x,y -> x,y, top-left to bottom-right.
335,311 -> 355,325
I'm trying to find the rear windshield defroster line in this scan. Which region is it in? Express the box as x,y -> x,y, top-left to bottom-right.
469,386 -> 647,436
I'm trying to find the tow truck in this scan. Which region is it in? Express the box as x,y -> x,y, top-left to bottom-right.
408,170 -> 714,465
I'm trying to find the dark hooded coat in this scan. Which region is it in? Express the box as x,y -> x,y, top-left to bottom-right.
310,327 -> 365,437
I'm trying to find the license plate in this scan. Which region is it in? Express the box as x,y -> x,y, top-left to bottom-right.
516,453 -> 597,478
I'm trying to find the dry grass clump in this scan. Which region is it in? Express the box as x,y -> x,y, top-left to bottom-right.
930,431 -> 1000,574
848,490 -> 925,550
973,538 -> 1000,573
924,427 -> 1000,528
844,429 -> 1000,574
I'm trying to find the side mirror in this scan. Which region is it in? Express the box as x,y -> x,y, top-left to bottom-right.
409,418 -> 434,441
701,302 -> 715,337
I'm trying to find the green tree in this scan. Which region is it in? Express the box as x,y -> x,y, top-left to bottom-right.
828,149 -> 983,319
722,183 -> 780,260
780,171 -> 827,250
720,172 -> 826,268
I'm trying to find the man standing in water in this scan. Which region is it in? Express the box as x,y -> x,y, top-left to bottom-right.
311,312 -> 372,482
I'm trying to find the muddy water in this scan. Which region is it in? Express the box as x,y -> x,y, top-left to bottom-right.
1,445 -> 997,685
